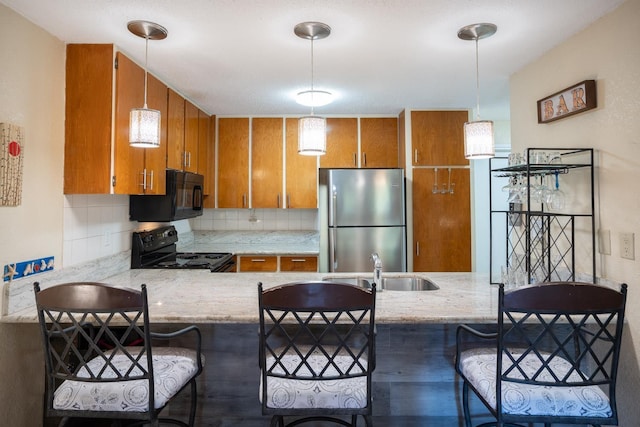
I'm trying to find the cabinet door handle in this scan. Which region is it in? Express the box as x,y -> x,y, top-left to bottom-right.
149,170 -> 154,191
277,193 -> 280,208
242,194 -> 247,208
416,241 -> 420,256
353,153 -> 357,166
363,152 -> 367,166
141,168 -> 147,190
291,259 -> 306,262
414,149 -> 418,164
251,259 -> 266,262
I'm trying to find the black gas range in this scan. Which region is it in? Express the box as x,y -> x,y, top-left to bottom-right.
131,226 -> 235,272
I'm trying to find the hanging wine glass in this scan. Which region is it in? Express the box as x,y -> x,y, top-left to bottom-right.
549,171 -> 566,210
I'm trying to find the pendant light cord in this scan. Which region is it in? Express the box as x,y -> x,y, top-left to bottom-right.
310,36 -> 315,115
474,38 -> 480,121
143,36 -> 149,109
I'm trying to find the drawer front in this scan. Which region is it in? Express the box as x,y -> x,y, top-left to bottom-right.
239,255 -> 278,272
280,256 -> 318,272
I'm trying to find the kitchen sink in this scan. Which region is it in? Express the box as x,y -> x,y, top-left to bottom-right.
381,276 -> 439,291
322,276 -> 372,289
322,276 -> 439,291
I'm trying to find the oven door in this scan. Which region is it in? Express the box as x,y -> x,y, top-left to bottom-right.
212,256 -> 236,272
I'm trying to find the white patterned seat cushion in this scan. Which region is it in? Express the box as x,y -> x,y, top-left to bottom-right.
53,347 -> 200,412
261,347 -> 368,410
459,347 -> 612,418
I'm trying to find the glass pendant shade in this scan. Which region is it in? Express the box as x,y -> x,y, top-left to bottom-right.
129,107 -> 161,148
298,116 -> 326,156
464,120 -> 495,159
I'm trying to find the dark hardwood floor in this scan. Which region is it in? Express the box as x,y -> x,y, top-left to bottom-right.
47,323 -> 590,427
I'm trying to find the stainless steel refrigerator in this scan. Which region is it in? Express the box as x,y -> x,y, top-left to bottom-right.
319,168 -> 407,273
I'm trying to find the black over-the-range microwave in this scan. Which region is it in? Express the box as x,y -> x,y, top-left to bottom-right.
129,169 -> 203,222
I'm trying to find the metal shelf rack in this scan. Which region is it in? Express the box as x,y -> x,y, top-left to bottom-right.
489,148 -> 596,285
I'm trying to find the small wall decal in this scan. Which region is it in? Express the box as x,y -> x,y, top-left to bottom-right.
0,123 -> 25,206
3,256 -> 54,282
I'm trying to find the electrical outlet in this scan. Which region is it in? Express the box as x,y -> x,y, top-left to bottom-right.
620,232 -> 635,260
598,229 -> 611,255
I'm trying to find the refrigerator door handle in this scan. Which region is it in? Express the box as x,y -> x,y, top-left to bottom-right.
330,227 -> 338,271
331,186 -> 338,226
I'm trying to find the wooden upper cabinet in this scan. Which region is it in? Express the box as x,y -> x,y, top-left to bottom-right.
166,88 -> 185,170
203,114 -> 216,207
398,110 -> 407,169
183,100 -> 199,173
141,74 -> 168,194
65,45 -> 167,195
252,118 -> 283,208
197,110 -> 212,196
411,110 -> 469,166
218,117 -> 250,208
412,167 -> 471,272
285,118 -> 317,208
360,117 -> 399,168
320,118 -> 358,168
113,54 -> 168,195
64,44 -> 114,194
112,52 -> 144,194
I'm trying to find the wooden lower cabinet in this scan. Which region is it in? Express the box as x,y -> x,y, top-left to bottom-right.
412,167 -> 471,271
280,256 -> 318,272
236,255 -> 318,272
238,255 -> 278,272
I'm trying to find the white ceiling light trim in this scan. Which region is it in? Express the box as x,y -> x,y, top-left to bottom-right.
296,89 -> 333,107
458,22 -> 497,160
128,20 -> 167,148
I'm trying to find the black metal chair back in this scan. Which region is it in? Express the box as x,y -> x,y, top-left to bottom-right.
456,281 -> 627,427
258,280 -> 376,427
34,281 -> 203,426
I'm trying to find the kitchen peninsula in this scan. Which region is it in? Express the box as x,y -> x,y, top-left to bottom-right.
5,270 -> 496,324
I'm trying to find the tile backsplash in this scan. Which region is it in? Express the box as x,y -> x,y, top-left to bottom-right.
191,208 -> 318,231
63,196 -> 318,268
63,195 -> 135,268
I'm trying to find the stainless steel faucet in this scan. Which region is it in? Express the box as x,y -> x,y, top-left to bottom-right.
371,252 -> 382,285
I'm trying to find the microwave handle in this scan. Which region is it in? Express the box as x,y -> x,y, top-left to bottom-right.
192,185 -> 203,211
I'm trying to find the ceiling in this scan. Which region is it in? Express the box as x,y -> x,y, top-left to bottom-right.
1,0 -> 624,120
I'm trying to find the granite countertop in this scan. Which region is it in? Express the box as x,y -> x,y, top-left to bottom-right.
178,231 -> 319,255
4,271 -> 498,324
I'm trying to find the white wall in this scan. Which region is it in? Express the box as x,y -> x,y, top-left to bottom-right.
471,120 -> 511,274
510,0 -> 640,422
0,5 -> 65,279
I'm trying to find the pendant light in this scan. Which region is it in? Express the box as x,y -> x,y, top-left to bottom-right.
458,23 -> 497,159
295,22 -> 331,156
128,20 -> 168,148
